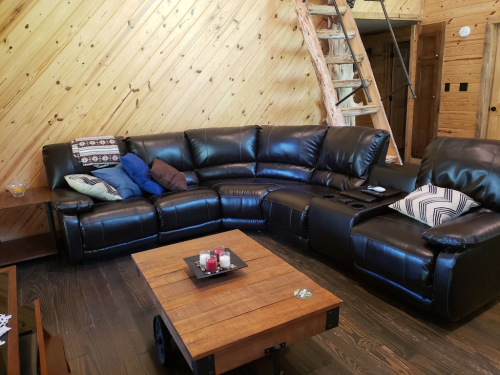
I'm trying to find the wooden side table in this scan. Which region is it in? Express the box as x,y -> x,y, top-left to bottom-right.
0,187 -> 58,267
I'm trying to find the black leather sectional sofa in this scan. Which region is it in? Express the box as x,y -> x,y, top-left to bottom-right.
43,126 -> 500,321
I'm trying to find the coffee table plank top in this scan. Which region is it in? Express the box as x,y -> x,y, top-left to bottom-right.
133,230 -> 342,362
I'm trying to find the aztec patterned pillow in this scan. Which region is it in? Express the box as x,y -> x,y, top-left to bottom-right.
389,184 -> 480,227
65,174 -> 122,201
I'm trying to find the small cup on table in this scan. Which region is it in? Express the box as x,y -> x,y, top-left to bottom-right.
205,255 -> 218,272
199,250 -> 210,267
214,246 -> 225,262
219,252 -> 231,269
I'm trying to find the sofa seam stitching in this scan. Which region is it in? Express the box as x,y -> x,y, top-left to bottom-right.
267,127 -> 273,161
350,128 -> 371,175
482,146 -> 500,202
429,138 -> 448,185
141,139 -> 149,165
446,252 -> 459,318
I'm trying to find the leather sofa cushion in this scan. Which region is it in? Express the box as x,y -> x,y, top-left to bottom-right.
217,184 -> 283,220
79,197 -> 158,252
417,137 -> 500,212
316,126 -> 389,180
185,126 -> 260,168
150,188 -> 221,233
311,170 -> 365,191
263,185 -> 340,238
42,137 -> 127,191
200,177 -> 306,189
256,162 -> 314,183
257,126 -> 328,167
196,162 -> 256,182
183,171 -> 199,187
125,132 -> 195,172
350,211 -> 441,299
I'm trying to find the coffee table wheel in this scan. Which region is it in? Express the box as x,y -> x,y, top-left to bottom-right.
154,315 -> 173,367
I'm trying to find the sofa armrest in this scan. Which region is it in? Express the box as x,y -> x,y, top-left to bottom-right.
55,212 -> 84,263
368,164 -> 419,194
434,234 -> 500,321
51,188 -> 93,213
423,210 -> 500,249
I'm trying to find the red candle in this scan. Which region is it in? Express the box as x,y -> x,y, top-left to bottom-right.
206,256 -> 217,272
214,246 -> 225,262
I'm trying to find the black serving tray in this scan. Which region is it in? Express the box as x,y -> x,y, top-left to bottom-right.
184,248 -> 248,279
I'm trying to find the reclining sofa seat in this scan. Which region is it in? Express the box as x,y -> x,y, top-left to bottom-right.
262,126 -> 390,245
42,137 -> 159,262
125,133 -> 222,244
349,137 -> 500,321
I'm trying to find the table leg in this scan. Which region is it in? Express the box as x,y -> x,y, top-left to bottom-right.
44,202 -> 59,252
265,342 -> 286,375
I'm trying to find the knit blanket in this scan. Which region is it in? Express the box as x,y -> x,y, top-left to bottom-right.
71,136 -> 120,168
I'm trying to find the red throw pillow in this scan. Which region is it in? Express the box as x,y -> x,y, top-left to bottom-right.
150,159 -> 188,192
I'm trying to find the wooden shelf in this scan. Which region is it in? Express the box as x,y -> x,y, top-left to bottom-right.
0,186 -> 51,210
0,233 -> 57,267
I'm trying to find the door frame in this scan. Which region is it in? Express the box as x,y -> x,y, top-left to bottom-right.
476,18 -> 500,138
404,22 -> 446,164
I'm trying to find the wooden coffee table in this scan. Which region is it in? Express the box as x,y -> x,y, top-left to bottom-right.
132,230 -> 342,374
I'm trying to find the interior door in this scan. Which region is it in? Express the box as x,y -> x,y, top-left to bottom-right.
411,23 -> 446,159
487,31 -> 500,139
390,41 -> 411,151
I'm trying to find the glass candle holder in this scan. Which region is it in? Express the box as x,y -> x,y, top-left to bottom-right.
205,255 -> 217,272
219,252 -> 231,269
214,246 -> 225,262
199,250 -> 210,267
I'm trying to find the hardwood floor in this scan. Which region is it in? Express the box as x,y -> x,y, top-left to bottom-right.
17,231 -> 500,375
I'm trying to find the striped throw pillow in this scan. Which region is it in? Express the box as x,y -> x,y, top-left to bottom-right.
389,184 -> 480,227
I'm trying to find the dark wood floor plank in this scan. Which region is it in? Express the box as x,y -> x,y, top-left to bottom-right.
15,231 -> 500,375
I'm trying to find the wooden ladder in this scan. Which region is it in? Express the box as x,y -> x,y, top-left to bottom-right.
292,0 -> 402,164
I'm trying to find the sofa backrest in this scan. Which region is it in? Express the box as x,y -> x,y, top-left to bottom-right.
125,133 -> 198,186
185,126 -> 260,181
256,126 -> 328,183
42,137 -> 128,191
312,127 -> 389,190
417,137 -> 500,212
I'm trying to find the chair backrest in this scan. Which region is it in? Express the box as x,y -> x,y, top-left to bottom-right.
185,126 -> 260,181
125,132 -> 198,186
256,125 -> 328,183
417,137 -> 500,212
311,126 -> 389,190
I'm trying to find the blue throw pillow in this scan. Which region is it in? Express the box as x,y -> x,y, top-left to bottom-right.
120,153 -> 165,195
91,164 -> 142,199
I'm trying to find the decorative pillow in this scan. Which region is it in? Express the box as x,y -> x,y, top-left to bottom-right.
65,174 -> 122,201
389,184 -> 480,227
150,159 -> 187,192
91,164 -> 142,199
120,153 -> 164,195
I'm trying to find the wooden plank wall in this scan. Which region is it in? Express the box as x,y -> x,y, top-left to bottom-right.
417,0 -> 499,139
352,0 -> 424,20
0,0 -> 330,241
